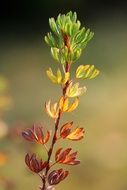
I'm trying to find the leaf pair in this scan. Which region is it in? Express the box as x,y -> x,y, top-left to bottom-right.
60,122 -> 85,141
76,65 -> 100,79
45,97 -> 79,119
55,148 -> 80,165
46,68 -> 70,84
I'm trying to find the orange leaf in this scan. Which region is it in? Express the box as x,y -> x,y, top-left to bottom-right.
67,127 -> 85,141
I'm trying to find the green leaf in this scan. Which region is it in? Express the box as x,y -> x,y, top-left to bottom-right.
51,47 -> 60,62
74,27 -> 86,44
45,12 -> 95,64
44,32 -> 56,47
49,18 -> 59,35
71,48 -> 82,62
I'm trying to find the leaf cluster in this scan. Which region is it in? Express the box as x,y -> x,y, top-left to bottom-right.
45,11 -> 94,64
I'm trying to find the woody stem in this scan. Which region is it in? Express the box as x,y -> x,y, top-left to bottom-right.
41,34 -> 71,190
41,110 -> 62,190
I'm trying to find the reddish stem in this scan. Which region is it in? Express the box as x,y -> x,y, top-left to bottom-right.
41,111 -> 62,190
41,32 -> 71,190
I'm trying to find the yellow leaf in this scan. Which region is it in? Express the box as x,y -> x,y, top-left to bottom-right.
62,98 -> 69,112
57,69 -> 62,83
67,127 -> 85,141
59,97 -> 64,110
76,65 -> 89,78
76,65 -> 100,79
45,100 -> 59,118
67,98 -> 79,112
46,68 -> 57,83
62,72 -> 70,84
59,97 -> 69,112
66,82 -> 86,97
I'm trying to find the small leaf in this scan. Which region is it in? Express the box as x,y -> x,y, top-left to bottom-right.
71,48 -> 82,62
59,97 -> 69,112
66,82 -> 87,97
67,127 -> 85,141
45,100 -> 59,119
55,148 -> 80,165
48,169 -> 69,185
49,18 -> 59,36
25,153 -> 47,173
46,68 -> 57,83
44,32 -> 56,47
76,65 -> 100,79
62,72 -> 70,84
67,98 -> 79,112
51,47 -> 60,62
22,124 -> 51,144
60,122 -> 73,138
57,69 -> 62,83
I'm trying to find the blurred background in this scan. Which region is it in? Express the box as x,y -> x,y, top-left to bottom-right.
0,0 -> 127,190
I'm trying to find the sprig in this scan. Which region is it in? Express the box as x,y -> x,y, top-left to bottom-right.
22,11 -> 100,190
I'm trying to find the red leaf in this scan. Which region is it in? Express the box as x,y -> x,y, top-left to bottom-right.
48,169 -> 69,185
60,121 -> 85,141
60,122 -> 73,138
22,124 -> 50,144
25,153 -> 47,173
55,148 -> 80,166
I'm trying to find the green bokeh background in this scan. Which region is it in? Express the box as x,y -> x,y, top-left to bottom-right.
0,1 -> 127,190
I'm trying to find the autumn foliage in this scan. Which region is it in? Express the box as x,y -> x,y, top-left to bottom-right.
22,11 -> 99,190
